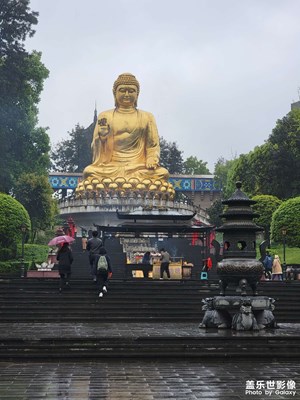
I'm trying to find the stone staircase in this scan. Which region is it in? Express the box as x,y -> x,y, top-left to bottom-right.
1,324 -> 300,360
0,279 -> 212,322
0,279 -> 300,323
1,258 -> 300,360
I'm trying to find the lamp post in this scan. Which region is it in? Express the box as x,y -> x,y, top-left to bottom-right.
281,227 -> 287,281
20,223 -> 28,278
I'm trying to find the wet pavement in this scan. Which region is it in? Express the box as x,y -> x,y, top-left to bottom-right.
0,360 -> 299,399
0,322 -> 300,399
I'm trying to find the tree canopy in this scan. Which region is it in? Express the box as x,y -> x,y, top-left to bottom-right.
0,0 -> 50,193
51,123 -> 93,172
206,199 -> 223,227
13,173 -> 57,242
183,156 -> 211,175
159,137 -> 184,174
228,109 -> 300,200
213,157 -> 236,198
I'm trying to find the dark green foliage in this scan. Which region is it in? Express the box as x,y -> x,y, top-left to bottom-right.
17,243 -> 49,263
51,123 -> 93,172
0,243 -> 48,274
226,154 -> 256,196
0,247 -> 15,261
228,109 -> 300,200
34,227 -> 59,245
0,0 -> 50,193
183,156 -> 211,175
0,0 -> 38,55
0,193 -> 31,260
0,260 -> 26,276
13,173 -> 57,241
267,109 -> 300,198
159,137 -> 184,174
271,197 -> 300,247
206,199 -> 223,227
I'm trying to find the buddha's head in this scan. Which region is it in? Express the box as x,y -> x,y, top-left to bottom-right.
113,73 -> 140,108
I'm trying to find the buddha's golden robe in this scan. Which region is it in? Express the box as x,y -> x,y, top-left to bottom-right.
83,108 -> 169,182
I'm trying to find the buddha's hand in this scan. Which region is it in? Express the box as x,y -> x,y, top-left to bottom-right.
146,158 -> 158,169
98,118 -> 110,140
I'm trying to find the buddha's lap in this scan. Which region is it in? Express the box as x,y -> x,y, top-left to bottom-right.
83,163 -> 169,181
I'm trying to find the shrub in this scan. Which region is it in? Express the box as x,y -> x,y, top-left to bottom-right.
15,243 -> 50,266
271,197 -> 300,247
0,247 -> 15,261
252,195 -> 282,229
0,261 -> 30,276
0,193 -> 31,260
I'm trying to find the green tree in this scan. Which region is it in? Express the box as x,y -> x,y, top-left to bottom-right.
14,173 -> 57,242
183,156 -> 211,175
226,154 -> 256,196
213,157 -> 236,198
0,0 -> 50,193
0,0 -> 38,54
221,158 -> 244,199
51,123 -> 93,172
0,193 -> 31,260
270,197 -> 300,247
266,109 -> 300,198
159,137 -> 184,174
206,199 -> 223,227
229,109 -> 300,200
252,194 -> 282,243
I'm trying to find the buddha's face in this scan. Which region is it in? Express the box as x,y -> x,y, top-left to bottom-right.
115,84 -> 138,108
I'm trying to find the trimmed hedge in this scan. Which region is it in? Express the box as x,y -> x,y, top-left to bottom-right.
271,197 -> 300,247
16,243 -> 49,263
0,260 -> 30,277
252,194 -> 282,232
0,244 -> 49,275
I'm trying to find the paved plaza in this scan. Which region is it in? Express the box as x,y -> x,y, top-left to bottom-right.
0,322 -> 299,399
0,360 -> 299,400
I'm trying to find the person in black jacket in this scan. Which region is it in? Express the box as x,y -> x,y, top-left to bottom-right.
57,242 -> 73,292
86,230 -> 102,281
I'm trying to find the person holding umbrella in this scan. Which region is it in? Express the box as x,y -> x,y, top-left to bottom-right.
56,242 -> 74,292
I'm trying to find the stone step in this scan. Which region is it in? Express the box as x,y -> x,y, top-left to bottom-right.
1,335 -> 300,360
1,280 -> 300,323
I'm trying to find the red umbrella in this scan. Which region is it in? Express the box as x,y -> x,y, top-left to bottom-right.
48,235 -> 75,246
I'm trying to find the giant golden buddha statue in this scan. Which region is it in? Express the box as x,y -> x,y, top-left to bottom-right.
76,73 -> 174,198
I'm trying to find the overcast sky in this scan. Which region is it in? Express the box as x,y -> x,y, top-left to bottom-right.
26,0 -> 300,172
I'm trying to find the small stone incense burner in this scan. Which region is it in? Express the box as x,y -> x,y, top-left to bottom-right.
199,182 -> 276,331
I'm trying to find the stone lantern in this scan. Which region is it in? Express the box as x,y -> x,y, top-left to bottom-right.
216,181 -> 264,296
